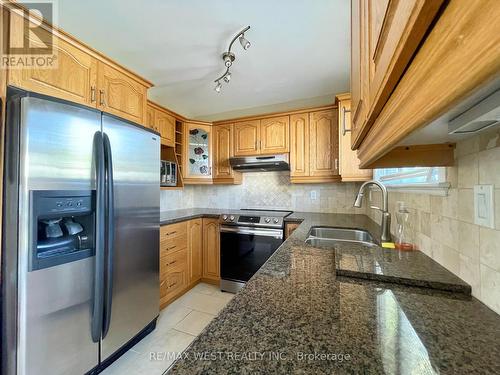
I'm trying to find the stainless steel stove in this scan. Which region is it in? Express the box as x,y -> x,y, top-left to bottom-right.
219,209 -> 291,228
219,210 -> 292,293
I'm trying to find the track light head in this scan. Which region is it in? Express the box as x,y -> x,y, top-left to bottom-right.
239,34 -> 251,50
214,81 -> 222,93
222,52 -> 235,68
223,72 -> 231,83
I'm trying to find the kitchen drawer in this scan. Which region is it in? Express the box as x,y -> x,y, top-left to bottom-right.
160,233 -> 187,258
161,248 -> 188,276
163,268 -> 187,302
160,221 -> 187,241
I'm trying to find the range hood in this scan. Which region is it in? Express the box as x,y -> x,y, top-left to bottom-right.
229,154 -> 290,172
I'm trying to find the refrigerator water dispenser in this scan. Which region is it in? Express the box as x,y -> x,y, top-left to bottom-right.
30,190 -> 95,271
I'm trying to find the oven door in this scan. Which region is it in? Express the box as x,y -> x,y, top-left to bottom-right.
220,226 -> 283,285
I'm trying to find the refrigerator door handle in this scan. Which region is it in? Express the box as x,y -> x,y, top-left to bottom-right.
91,131 -> 105,343
102,133 -> 114,339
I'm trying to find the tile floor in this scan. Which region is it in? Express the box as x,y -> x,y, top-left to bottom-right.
101,283 -> 234,375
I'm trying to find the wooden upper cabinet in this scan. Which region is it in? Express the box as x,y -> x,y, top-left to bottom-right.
309,110 -> 339,177
6,8 -> 151,122
8,13 -> 98,107
213,124 -> 241,184
351,0 -> 443,149
183,123 -> 212,182
289,113 -> 309,178
202,218 -> 220,280
97,62 -> 147,125
187,219 -> 203,284
156,110 -> 176,147
336,94 -> 372,182
233,120 -> 260,156
146,104 -> 157,132
260,116 -> 289,154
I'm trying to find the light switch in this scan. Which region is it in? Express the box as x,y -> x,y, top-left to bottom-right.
310,190 -> 317,200
474,185 -> 495,228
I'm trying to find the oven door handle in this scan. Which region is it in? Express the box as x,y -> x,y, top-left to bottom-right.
220,226 -> 283,239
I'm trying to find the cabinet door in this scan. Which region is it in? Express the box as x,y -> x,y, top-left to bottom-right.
289,113 -> 309,178
8,13 -> 98,108
156,110 -> 175,147
184,123 -> 212,180
351,0 -> 443,149
350,0 -> 367,146
260,116 -> 289,154
202,218 -> 220,280
146,104 -> 157,132
309,110 -> 339,177
97,61 -> 147,125
338,96 -> 372,182
213,124 -> 234,179
187,219 -> 203,284
233,120 -> 260,156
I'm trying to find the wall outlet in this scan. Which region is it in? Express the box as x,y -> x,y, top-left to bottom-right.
474,185 -> 495,228
310,190 -> 317,200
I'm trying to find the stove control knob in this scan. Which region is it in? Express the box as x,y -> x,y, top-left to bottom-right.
273,218 -> 279,224
222,215 -> 228,221
264,218 -> 271,223
229,215 -> 235,221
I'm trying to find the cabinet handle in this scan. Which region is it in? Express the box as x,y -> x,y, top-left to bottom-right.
335,158 -> 338,171
90,86 -> 96,103
167,245 -> 177,251
166,231 -> 177,236
255,140 -> 258,150
168,282 -> 177,288
168,260 -> 177,266
99,89 -> 105,106
342,106 -> 351,136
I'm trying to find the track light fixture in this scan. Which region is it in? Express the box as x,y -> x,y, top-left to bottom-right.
214,26 -> 251,93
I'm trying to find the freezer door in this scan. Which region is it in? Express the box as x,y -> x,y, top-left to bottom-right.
101,115 -> 160,360
17,97 -> 101,374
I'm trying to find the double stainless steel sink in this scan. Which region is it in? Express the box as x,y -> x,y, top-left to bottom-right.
305,227 -> 377,247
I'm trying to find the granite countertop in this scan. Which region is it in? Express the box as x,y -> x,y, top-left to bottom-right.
166,210 -> 500,374
287,212 -> 470,294
160,208 -> 226,225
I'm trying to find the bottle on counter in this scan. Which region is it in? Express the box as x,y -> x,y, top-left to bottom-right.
395,201 -> 415,251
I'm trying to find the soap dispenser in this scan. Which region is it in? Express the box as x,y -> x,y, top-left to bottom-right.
395,201 -> 414,251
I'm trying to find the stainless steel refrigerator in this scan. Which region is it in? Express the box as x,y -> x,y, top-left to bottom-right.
1,88 -> 160,375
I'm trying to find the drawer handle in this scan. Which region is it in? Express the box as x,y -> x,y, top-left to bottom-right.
167,231 -> 177,236
167,245 -> 177,251
168,260 -> 177,266
168,282 -> 177,288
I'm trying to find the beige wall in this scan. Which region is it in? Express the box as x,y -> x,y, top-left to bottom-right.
161,172 -> 362,213
367,128 -> 500,314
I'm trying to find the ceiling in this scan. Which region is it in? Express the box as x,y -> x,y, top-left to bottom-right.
57,0 -> 350,121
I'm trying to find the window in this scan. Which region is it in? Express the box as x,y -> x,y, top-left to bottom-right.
374,167 -> 449,194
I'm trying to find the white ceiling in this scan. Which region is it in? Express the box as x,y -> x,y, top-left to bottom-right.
57,0 -> 350,121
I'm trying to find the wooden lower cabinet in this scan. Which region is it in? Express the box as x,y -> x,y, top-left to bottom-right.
160,218 -> 220,308
285,222 -> 300,239
202,218 -> 220,281
187,219 -> 203,283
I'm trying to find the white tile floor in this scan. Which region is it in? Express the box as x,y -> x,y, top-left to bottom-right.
101,283 -> 234,375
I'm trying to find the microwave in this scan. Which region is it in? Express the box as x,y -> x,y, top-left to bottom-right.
160,160 -> 177,187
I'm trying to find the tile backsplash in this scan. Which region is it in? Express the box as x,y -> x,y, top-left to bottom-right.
161,172 -> 362,213
367,128 -> 500,314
